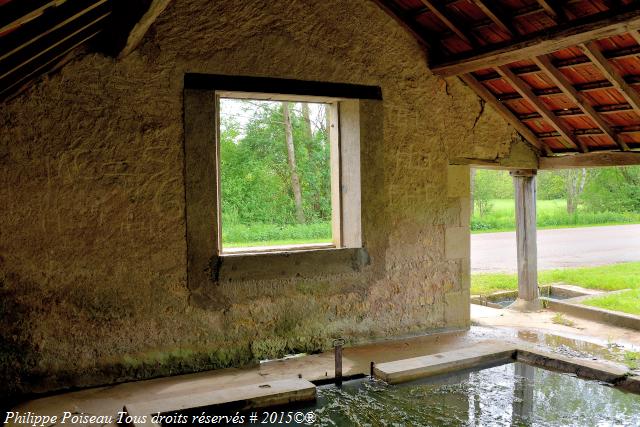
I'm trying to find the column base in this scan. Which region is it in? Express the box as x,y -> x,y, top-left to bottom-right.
507,297 -> 542,312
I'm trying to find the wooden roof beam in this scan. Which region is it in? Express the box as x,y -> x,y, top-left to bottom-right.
470,0 -> 514,36
540,152 -> 640,169
519,103 -> 633,120
581,41 -> 640,115
497,65 -> 583,152
117,0 -> 172,59
419,0 -> 477,47
533,55 -> 628,151
0,0 -> 68,34
536,0 -> 566,23
431,6 -> 640,76
460,73 -> 548,154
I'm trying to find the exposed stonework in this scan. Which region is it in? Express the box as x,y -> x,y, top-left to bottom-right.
0,0 -> 532,399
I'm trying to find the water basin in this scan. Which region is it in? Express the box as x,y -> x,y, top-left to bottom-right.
164,361 -> 640,426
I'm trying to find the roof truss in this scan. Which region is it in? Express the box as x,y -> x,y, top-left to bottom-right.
375,0 -> 640,157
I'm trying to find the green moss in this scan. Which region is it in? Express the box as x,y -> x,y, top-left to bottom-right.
624,351 -> 639,370
251,337 -> 288,360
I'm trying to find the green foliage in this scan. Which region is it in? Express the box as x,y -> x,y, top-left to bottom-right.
472,169 -> 512,216
219,100 -> 332,246
537,170 -> 567,200
551,313 -> 576,327
623,351 -> 640,370
582,166 -> 640,213
472,167 -> 640,232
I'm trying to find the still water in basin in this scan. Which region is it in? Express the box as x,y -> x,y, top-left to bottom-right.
306,362 -> 640,427
168,362 -> 640,426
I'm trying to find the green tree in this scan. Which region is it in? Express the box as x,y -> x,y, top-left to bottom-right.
219,99 -> 331,228
582,166 -> 640,213
536,171 -> 566,200
472,169 -> 513,216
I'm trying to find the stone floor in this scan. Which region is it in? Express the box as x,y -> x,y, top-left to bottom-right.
5,305 -> 639,426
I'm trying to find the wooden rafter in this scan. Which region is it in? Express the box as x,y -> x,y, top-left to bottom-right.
0,0 -> 109,63
419,0 -> 476,46
460,73 -> 547,154
470,0 -> 513,36
0,12 -> 110,81
431,6 -> 640,76
0,0 -> 69,34
370,0 -> 433,49
533,55 -> 629,151
581,41 -> 640,113
629,30 -> 640,45
536,0 -> 566,22
118,0 -> 173,58
497,65 -> 584,152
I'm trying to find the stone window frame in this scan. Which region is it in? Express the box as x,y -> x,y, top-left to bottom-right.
183,73 -> 381,297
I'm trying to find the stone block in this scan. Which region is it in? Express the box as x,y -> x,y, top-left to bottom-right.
447,165 -> 470,198
445,226 -> 469,260
445,290 -> 470,327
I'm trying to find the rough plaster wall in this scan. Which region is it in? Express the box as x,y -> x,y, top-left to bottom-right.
0,0 -> 532,397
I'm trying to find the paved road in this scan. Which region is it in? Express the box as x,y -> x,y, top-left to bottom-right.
471,224 -> 640,273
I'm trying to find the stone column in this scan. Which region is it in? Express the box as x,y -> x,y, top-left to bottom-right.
509,169 -> 541,311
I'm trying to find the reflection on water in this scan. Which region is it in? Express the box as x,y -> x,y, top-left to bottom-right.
309,362 -> 640,427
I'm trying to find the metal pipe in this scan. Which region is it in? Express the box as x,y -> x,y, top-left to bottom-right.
333,338 -> 344,386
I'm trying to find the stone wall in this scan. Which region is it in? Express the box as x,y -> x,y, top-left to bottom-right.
0,0 -> 536,398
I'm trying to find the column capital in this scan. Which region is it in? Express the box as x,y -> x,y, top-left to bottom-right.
510,169 -> 537,177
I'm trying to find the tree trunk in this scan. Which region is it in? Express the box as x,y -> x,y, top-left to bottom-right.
282,102 -> 306,224
565,168 -> 587,215
301,103 -> 313,157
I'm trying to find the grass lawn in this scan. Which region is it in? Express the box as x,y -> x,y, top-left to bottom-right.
471,262 -> 640,295
472,199 -> 640,233
472,262 -> 640,317
224,237 -> 332,248
582,289 -> 640,316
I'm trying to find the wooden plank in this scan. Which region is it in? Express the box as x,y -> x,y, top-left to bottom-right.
419,0 -> 475,46
534,55 -> 628,151
338,100 -> 362,248
0,32 -> 94,99
471,0 -> 513,36
581,41 -> 640,113
0,0 -> 108,62
431,6 -> 640,76
536,0 -> 565,22
0,12 -> 109,80
511,170 -> 540,308
124,378 -> 316,418
184,74 -> 382,100
0,0 -> 68,34
460,73 -> 545,153
497,65 -> 581,151
539,151 -> 640,169
0,0 -> 109,62
330,101 -> 342,248
118,0 -> 173,58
